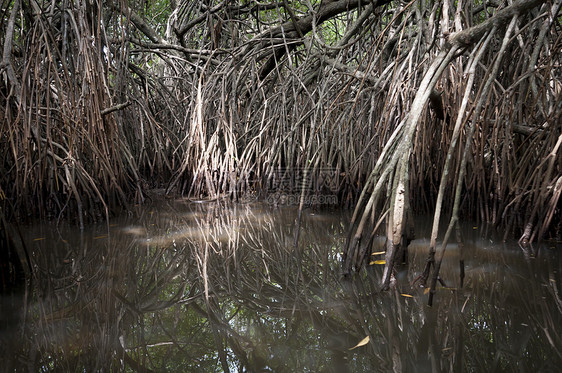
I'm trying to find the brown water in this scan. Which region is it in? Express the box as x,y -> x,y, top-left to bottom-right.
1,199 -> 561,372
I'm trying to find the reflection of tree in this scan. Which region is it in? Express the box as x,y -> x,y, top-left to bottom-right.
7,202 -> 562,370
459,246 -> 562,371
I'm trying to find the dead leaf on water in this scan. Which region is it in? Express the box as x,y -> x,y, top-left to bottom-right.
424,287 -> 431,295
349,336 -> 370,350
93,235 -> 107,240
371,251 -> 385,255
33,237 -> 46,241
369,260 -> 386,265
401,293 -> 414,298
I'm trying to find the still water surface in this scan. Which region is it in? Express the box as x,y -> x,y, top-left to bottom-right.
1,198 -> 561,372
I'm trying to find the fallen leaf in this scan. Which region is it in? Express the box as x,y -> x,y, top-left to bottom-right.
401,293 -> 414,298
33,237 -> 46,241
349,336 -> 370,350
369,260 -> 386,265
424,287 -> 431,295
371,251 -> 386,255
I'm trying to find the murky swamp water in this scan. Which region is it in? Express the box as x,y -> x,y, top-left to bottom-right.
1,198 -> 561,372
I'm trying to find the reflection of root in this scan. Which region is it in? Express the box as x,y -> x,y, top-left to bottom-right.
411,271 -> 447,289
381,271 -> 397,291
413,253 -> 435,287
411,271 -> 428,288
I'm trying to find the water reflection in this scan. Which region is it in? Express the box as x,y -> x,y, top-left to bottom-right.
1,199 -> 561,371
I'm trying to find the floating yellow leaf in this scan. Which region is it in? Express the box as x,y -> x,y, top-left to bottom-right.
369,260 -> 386,265
472,226 -> 478,230
371,251 -> 386,256
401,293 -> 414,298
33,237 -> 46,241
93,235 -> 107,240
349,336 -> 370,350
424,287 -> 431,295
